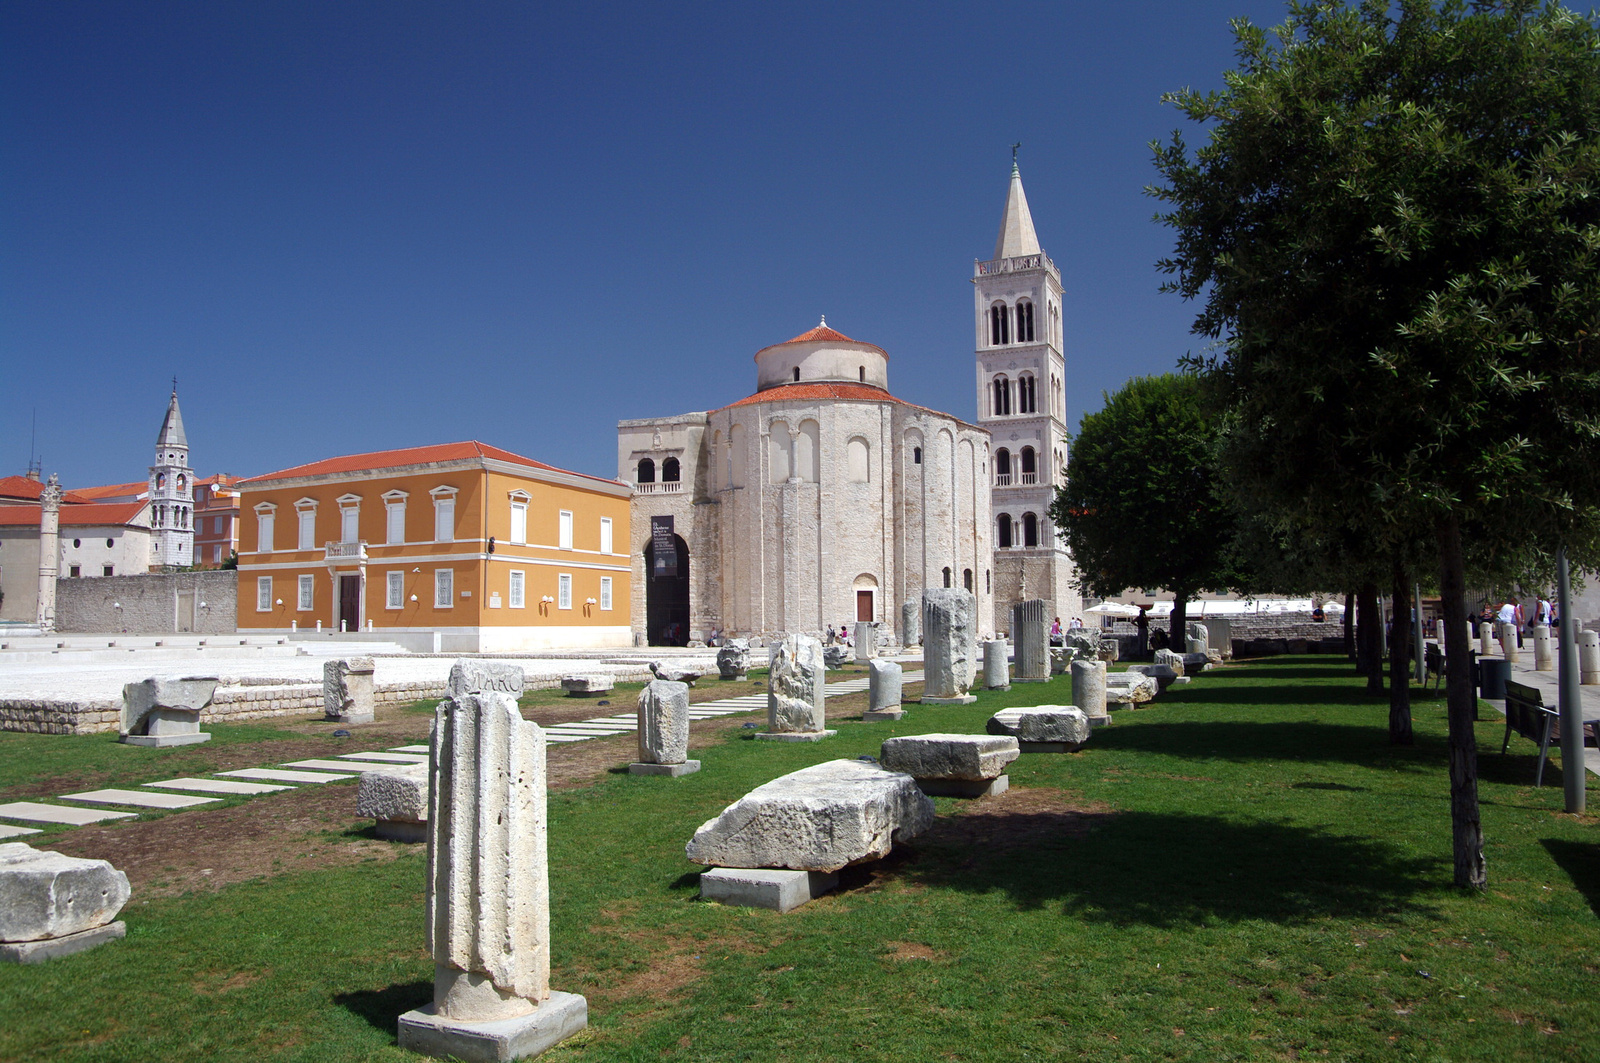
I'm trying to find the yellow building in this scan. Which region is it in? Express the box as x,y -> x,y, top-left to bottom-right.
235,441 -> 632,651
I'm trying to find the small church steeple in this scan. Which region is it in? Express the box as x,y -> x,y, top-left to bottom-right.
993,150 -> 1041,260
149,383 -> 194,569
156,382 -> 187,452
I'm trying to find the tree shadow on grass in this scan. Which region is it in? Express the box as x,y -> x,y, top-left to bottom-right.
334,980 -> 432,1035
902,806 -> 1443,926
1093,719 -> 1441,770
1541,839 -> 1600,919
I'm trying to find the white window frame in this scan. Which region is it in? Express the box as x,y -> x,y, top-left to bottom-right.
383,490 -> 408,545
600,576 -> 613,611
297,573 -> 315,611
295,498 -> 318,551
509,490 -> 530,546
434,568 -> 453,609
558,573 -> 572,610
509,569 -> 525,609
254,503 -> 276,554
336,493 -> 361,544
599,516 -> 613,554
558,510 -> 573,550
256,576 -> 272,612
386,570 -> 404,610
431,486 -> 458,543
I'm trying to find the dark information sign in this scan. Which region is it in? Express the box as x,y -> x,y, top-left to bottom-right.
651,515 -> 677,579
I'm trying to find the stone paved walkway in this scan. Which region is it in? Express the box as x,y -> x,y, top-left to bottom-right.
0,666 -> 922,834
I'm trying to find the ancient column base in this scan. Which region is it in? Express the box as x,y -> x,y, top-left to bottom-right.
120,732 -> 211,748
862,708 -> 904,722
398,990 -> 588,1063
1,921 -> 125,964
915,775 -> 1008,799
627,760 -> 701,777
753,730 -> 837,742
920,695 -> 977,705
699,867 -> 838,912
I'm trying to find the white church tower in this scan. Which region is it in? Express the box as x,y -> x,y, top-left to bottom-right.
149,385 -> 194,569
974,155 -> 1083,629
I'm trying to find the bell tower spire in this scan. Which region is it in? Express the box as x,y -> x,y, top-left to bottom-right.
149,384 -> 194,569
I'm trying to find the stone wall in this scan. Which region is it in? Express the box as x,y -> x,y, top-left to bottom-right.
55,570 -> 237,634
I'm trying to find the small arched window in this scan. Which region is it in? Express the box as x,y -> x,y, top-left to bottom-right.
989,302 -> 1010,345
793,366 -> 800,381
637,458 -> 656,484
156,473 -> 166,489
964,568 -> 973,592
1022,512 -> 1039,547
1016,299 -> 1035,342
661,457 -> 680,483
1020,447 -> 1036,483
995,449 -> 1011,481
992,376 -> 1011,416
998,513 -> 1013,548
1017,374 -> 1036,413
912,446 -> 922,465
942,566 -> 952,588
859,366 -> 866,382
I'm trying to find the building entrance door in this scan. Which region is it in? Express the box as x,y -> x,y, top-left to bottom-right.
856,591 -> 873,623
339,575 -> 361,632
644,535 -> 690,645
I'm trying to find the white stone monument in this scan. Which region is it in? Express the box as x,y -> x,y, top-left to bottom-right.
982,639 -> 1010,691
758,634 -> 834,742
324,657 -> 376,724
630,680 -> 700,777
922,589 -> 978,704
864,659 -> 904,721
119,675 -> 218,747
396,691 -> 587,1060
1011,599 -> 1049,682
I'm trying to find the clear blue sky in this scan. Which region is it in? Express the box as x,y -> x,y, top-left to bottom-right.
3,0 -> 1289,488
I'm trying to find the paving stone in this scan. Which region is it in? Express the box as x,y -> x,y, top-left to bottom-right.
0,803 -> 139,826
338,751 -> 429,763
0,825 -> 41,840
218,768 -> 354,783
144,777 -> 292,796
280,759 -> 397,773
389,745 -> 431,753
60,789 -> 221,810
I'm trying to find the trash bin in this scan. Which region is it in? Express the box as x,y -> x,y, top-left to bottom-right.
1479,657 -> 1510,700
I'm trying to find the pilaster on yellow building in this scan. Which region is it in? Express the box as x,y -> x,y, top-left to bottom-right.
235,441 -> 632,651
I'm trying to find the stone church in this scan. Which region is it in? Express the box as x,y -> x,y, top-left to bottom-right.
618,163 -> 1080,645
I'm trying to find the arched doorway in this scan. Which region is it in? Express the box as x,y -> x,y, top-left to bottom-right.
852,573 -> 878,623
643,534 -> 690,645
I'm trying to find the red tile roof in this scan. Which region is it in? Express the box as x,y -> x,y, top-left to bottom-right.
237,441 -> 622,487
0,476 -> 92,505
71,480 -> 148,502
0,502 -> 147,527
765,325 -> 888,359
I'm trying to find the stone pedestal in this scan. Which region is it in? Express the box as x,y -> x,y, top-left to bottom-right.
560,675 -> 614,697
982,639 -> 1010,690
901,600 -> 921,647
1072,660 -> 1107,725
853,622 -> 877,662
758,634 -> 832,740
324,657 -> 376,723
699,868 -> 838,912
630,680 -> 700,777
864,659 -> 903,721
399,690 -> 585,1060
358,764 -> 429,842
1012,599 -> 1049,682
922,589 -> 978,704
1532,624 -> 1553,671
119,675 -> 218,747
880,733 -> 1018,799
1580,630 -> 1600,685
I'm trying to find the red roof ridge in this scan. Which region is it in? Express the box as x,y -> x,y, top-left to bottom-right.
237,441 -> 623,488
0,501 -> 148,527
759,324 -> 889,361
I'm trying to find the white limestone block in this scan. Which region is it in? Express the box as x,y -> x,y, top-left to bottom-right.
767,635 -> 826,733
637,680 -> 690,765
879,733 -> 1019,781
447,660 -> 526,698
358,763 -> 429,824
717,640 -> 751,679
685,759 -> 934,872
986,706 -> 1092,748
868,659 -> 902,714
560,674 -> 615,697
1104,671 -> 1159,704
922,589 -> 978,700
650,662 -> 705,685
0,843 -> 130,943
119,675 -> 218,737
983,639 -> 1011,690
324,657 -> 376,723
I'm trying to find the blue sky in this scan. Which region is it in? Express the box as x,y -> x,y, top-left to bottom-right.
3,0 -> 1290,488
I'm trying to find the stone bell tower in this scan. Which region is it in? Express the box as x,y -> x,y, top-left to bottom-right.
149,385 -> 194,569
973,154 -> 1082,629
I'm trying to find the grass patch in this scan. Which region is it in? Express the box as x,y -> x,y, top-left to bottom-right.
2,656 -> 1598,1060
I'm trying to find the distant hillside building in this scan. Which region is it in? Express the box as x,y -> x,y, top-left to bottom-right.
619,321 -> 993,646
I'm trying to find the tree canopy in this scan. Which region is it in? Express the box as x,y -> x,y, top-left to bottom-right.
1150,0 -> 1600,888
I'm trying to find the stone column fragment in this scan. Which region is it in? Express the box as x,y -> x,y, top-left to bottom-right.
901,600 -> 921,646
1011,599 -> 1049,682
865,659 -> 903,721
1072,660 -> 1108,727
1580,630 -> 1600,685
758,634 -> 833,741
983,639 -> 1010,690
922,589 -> 978,704
853,622 -> 876,662
1499,622 -> 1519,663
1479,622 -> 1494,657
631,680 -> 699,776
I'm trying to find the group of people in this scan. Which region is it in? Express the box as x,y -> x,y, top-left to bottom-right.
1475,597 -> 1556,648
1046,616 -> 1085,646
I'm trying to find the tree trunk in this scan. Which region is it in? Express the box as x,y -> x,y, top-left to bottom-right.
1437,513 -> 1486,890
1169,593 -> 1189,653
1358,581 -> 1383,690
1344,591 -> 1355,658
1389,561 -> 1414,746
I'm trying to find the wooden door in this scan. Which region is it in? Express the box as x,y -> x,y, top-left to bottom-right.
856,590 -> 873,623
339,575 -> 361,632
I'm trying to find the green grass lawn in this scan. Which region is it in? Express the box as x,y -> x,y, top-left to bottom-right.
2,656 -> 1598,1061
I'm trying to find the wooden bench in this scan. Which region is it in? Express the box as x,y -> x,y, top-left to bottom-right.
1502,681 -> 1560,787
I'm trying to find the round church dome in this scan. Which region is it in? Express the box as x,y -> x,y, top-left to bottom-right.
753,319 -> 889,392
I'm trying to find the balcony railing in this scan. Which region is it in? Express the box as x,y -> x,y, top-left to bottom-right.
994,473 -> 1042,488
994,474 -> 1012,486
325,540 -> 367,561
975,252 -> 1058,278
633,481 -> 683,494
1020,472 -> 1038,485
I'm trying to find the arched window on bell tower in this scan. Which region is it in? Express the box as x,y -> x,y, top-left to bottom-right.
995,448 -> 1012,485
1017,373 -> 1036,413
992,376 -> 1011,416
989,302 -> 1010,346
637,458 -> 655,484
997,513 -> 1013,548
1020,447 -> 1036,484
1016,299 -> 1035,342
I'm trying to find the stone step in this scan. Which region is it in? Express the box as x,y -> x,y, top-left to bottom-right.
60,789 -> 221,810
219,768 -> 354,784
145,777 -> 294,796
0,802 -> 139,826
0,824 -> 42,840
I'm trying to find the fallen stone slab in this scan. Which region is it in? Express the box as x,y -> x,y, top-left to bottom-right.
218,768 -> 354,784
650,662 -> 705,685
1127,663 -> 1179,687
880,733 -> 1019,781
0,803 -> 139,827
561,674 -> 615,697
685,759 -> 934,872
144,777 -> 292,796
986,706 -> 1092,751
1104,672 -> 1159,705
699,867 -> 840,912
0,843 -> 130,949
60,789 -> 220,810
357,763 -> 429,843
